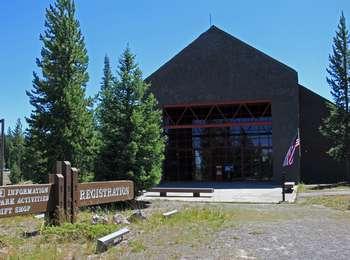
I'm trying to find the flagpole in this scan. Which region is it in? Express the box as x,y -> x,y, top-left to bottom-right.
297,127 -> 301,183
297,127 -> 301,156
282,170 -> 285,202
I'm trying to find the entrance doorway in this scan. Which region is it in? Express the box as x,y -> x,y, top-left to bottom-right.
163,101 -> 273,181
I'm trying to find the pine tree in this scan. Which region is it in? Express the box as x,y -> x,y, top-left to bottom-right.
320,12 -> 350,180
95,55 -> 115,133
7,119 -> 25,184
26,0 -> 97,182
94,55 -> 117,179
95,47 -> 165,194
4,127 -> 12,170
22,132 -> 48,183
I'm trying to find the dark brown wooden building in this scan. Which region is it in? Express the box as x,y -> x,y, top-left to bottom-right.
147,25 -> 346,184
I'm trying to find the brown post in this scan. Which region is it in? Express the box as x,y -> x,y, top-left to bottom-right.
48,173 -> 55,183
55,173 -> 64,225
61,161 -> 72,221
47,173 -> 65,225
71,167 -> 79,223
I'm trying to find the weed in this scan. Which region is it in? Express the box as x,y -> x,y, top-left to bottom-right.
299,195 -> 350,211
297,182 -> 306,193
41,222 -> 120,242
130,240 -> 146,253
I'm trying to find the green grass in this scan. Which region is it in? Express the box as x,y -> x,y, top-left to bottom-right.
0,205 -> 287,259
297,182 -> 350,193
112,206 -> 285,258
297,182 -> 307,193
41,222 -> 120,242
129,240 -> 146,253
299,195 -> 350,211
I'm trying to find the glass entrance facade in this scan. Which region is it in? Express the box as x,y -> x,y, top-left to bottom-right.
163,101 -> 272,181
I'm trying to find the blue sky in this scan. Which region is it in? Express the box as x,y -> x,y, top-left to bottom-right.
0,0 -> 349,129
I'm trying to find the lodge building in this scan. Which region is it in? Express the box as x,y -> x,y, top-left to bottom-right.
147,26 -> 346,184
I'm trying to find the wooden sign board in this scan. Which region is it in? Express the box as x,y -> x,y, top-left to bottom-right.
78,180 -> 134,207
0,161 -> 135,224
0,184 -> 53,218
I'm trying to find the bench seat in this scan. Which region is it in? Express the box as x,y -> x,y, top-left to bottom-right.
149,187 -> 214,197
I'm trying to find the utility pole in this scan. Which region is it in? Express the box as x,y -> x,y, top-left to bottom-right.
0,119 -> 4,186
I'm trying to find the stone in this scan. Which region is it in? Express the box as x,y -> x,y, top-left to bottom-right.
113,213 -> 130,225
23,229 -> 39,237
91,214 -> 109,225
127,211 -> 146,223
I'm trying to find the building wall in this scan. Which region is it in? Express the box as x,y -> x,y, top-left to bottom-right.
147,26 -> 300,183
299,86 -> 346,183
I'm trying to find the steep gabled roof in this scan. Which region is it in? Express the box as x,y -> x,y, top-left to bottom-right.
149,25 -> 296,78
147,25 -> 298,105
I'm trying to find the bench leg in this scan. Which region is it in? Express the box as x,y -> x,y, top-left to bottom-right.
193,192 -> 200,197
160,192 -> 167,197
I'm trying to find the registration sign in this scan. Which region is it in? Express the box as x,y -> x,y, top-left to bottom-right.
78,180 -> 134,207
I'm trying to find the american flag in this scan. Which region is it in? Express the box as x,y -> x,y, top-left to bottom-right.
283,131 -> 301,167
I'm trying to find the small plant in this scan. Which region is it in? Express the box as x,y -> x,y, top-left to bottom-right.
130,240 -> 146,253
297,182 -> 306,193
300,195 -> 350,211
41,222 -> 120,242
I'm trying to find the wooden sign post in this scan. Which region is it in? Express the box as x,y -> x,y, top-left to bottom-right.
0,161 -> 134,225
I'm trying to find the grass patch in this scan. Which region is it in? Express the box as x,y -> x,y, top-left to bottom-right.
0,204 -> 287,259
298,182 -> 350,193
112,205 -> 285,258
132,207 -> 230,248
130,240 -> 146,253
41,222 -> 120,242
299,195 -> 350,211
297,183 -> 307,193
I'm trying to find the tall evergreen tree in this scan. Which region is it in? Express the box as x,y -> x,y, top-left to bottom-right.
320,12 -> 350,180
95,47 -> 165,194
26,0 -> 97,182
95,55 -> 115,131
4,127 -> 12,170
6,119 -> 25,184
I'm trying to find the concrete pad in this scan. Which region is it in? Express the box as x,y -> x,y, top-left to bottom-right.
140,182 -> 296,203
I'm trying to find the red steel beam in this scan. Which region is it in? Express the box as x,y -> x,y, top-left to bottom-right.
164,120 -> 272,129
163,99 -> 271,108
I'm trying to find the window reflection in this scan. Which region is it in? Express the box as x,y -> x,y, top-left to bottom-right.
163,102 -> 272,181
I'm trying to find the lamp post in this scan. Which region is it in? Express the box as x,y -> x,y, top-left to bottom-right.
0,119 -> 4,186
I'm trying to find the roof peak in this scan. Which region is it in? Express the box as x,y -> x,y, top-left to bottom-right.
208,25 -> 221,31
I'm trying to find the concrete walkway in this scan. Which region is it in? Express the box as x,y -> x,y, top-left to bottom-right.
140,182 -> 296,203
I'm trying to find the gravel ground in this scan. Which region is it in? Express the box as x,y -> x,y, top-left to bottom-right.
298,190 -> 350,197
180,204 -> 350,260
111,200 -> 350,260
2,199 -> 349,259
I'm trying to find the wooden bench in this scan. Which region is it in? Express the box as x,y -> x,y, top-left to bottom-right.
149,187 -> 214,197
96,227 -> 129,252
284,182 -> 295,193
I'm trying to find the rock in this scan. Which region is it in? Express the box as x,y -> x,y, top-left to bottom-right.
91,214 -> 100,225
127,211 -> 146,223
100,215 -> 109,224
91,214 -> 109,225
113,214 -> 130,225
23,229 -> 39,238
